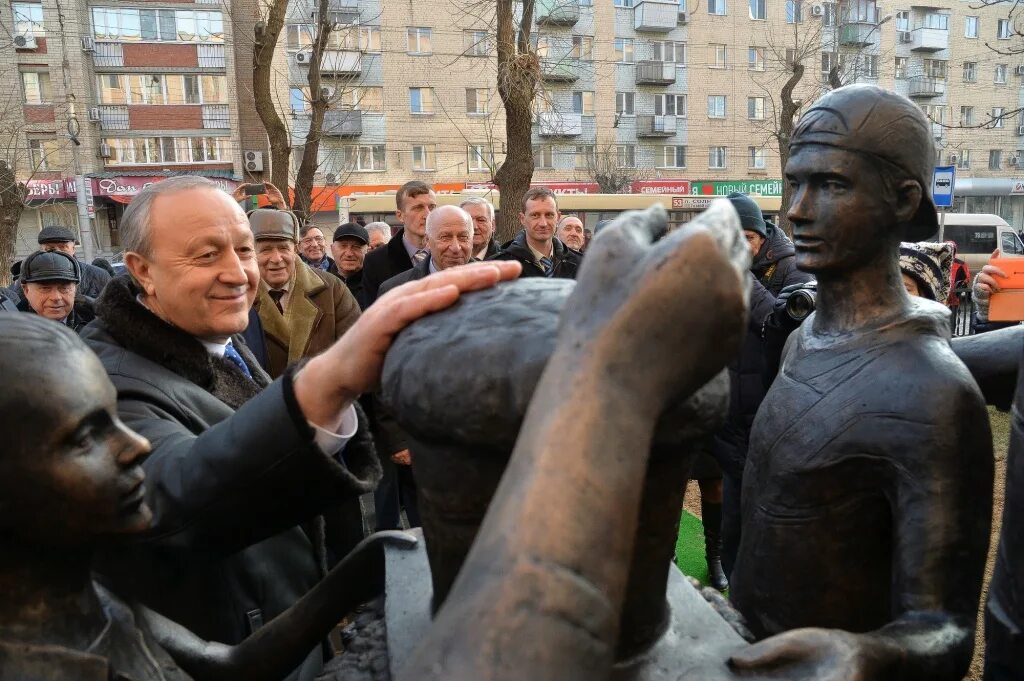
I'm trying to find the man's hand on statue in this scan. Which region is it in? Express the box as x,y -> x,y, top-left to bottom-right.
391,449 -> 411,466
729,628 -> 901,681
559,201 -> 749,408
295,261 -> 522,429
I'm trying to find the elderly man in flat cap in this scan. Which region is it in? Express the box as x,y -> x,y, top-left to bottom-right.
728,85 -> 993,680
36,225 -> 112,298
16,249 -> 95,332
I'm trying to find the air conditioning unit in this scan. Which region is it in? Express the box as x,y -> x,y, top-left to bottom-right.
1016,65 -> 1024,76
1017,125 -> 1024,135
899,31 -> 913,43
98,142 -> 112,159
244,150 -> 264,172
948,153 -> 958,164
1010,154 -> 1021,166
811,4 -> 824,16
81,37 -> 95,52
295,51 -> 312,64
88,107 -> 101,122
320,86 -> 334,100
677,11 -> 688,24
14,34 -> 37,49
325,173 -> 339,184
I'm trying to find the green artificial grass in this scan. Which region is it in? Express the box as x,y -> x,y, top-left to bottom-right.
674,510 -> 710,586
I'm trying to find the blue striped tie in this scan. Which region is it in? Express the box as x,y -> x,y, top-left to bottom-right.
539,256 -> 555,277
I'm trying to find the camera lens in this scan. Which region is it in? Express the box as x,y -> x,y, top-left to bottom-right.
786,290 -> 816,321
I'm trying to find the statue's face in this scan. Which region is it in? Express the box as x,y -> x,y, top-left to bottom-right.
1,350 -> 152,545
786,144 -> 894,275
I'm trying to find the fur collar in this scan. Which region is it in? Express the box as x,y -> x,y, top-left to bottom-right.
96,276 -> 271,409
257,263 -> 325,365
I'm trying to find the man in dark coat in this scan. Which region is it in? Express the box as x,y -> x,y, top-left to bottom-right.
75,176 -> 520,681
16,249 -> 96,333
36,225 -> 112,298
489,187 -> 582,279
330,222 -> 371,309
713,192 -> 813,578
361,181 -> 436,305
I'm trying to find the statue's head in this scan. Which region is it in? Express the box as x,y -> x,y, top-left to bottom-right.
0,313 -> 152,546
786,84 -> 937,276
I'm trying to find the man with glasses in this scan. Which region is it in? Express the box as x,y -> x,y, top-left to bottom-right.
298,225 -> 342,280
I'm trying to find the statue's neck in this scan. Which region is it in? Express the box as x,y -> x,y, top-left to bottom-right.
0,538 -> 106,650
813,256 -> 911,336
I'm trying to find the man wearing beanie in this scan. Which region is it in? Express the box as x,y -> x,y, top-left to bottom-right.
710,191 -> 812,587
898,241 -> 953,302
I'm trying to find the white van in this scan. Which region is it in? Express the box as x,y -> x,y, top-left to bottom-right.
927,214 -> 1024,272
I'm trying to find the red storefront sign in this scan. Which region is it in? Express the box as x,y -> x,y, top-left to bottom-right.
25,178 -> 74,200
631,179 -> 691,194
94,176 -> 240,203
465,181 -> 601,195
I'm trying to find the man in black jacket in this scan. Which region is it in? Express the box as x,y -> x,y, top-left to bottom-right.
330,222 -> 370,309
79,175 -> 521,681
361,181 -> 436,305
713,192 -> 813,578
36,225 -> 112,298
489,187 -> 582,279
16,250 -> 95,332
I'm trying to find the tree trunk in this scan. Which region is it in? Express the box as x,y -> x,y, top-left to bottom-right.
292,0 -> 332,221
775,62 -> 804,236
253,2 -> 291,199
0,162 -> 25,288
492,0 -> 537,243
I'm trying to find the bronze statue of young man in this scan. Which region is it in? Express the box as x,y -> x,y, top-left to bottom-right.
728,84 -> 993,680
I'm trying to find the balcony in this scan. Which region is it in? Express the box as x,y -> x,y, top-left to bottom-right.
539,57 -> 580,81
634,0 -> 684,31
202,104 -> 230,129
636,114 -> 677,137
321,50 -> 362,74
911,27 -> 948,51
97,105 -> 129,130
537,0 -> 580,26
907,76 -> 946,97
839,21 -> 879,46
315,0 -> 360,25
198,44 -> 226,69
538,111 -> 582,136
323,109 -> 362,137
93,42 -> 123,68
636,60 -> 677,84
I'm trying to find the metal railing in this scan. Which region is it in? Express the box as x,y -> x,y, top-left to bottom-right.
94,42 -> 124,68
202,104 -> 230,129
98,105 -> 129,130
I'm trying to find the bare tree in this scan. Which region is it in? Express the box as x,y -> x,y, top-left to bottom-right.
580,144 -> 651,193
253,2 -> 291,198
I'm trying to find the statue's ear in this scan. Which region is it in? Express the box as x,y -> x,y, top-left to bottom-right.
893,179 -> 923,226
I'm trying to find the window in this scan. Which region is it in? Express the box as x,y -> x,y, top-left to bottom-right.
21,71 -> 51,104
651,41 -> 686,63
749,0 -> 766,20
710,44 -> 727,68
708,0 -> 726,15
654,93 -> 686,116
97,74 -> 127,104
747,96 -> 765,119
534,144 -> 554,169
615,145 -> 636,168
785,48 -> 798,66
13,2 -> 43,35
613,38 -> 634,63
956,150 -> 971,169
963,61 -> 977,82
895,57 -> 907,79
464,30 -> 489,56
91,8 -> 223,43
468,144 -> 491,171
409,87 -> 434,114
572,35 -> 595,60
708,95 -> 726,118
821,51 -> 840,75
339,145 -> 386,172
748,47 -> 765,70
990,149 -> 1002,169
961,106 -> 974,125
466,88 -> 489,115
998,19 -> 1012,39
749,146 -> 766,169
1002,232 -> 1024,255
412,144 -> 435,171
785,0 -> 802,23
290,88 -> 307,113
965,16 -> 979,38
575,144 -> 595,168
615,91 -> 635,115
407,27 -> 432,54
920,13 -> 948,30
992,107 -> 1005,128
822,2 -> 838,26
341,86 -> 384,112
996,64 -> 1008,84
102,136 -> 231,164
921,59 -> 946,80
709,146 -> 727,168
614,0 -> 634,6
572,91 -> 595,115
28,138 -> 59,170
165,75 -> 200,104
659,145 -> 686,168
200,75 -> 226,104
921,104 -> 945,124
895,10 -> 909,31
844,0 -> 877,23
358,26 -> 381,52
287,25 -> 314,49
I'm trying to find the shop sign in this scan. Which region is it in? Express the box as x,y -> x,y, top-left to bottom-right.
671,196 -> 716,210
632,180 -> 691,194
25,179 -> 69,200
689,180 -> 783,197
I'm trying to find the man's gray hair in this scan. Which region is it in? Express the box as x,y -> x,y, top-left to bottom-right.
121,176 -> 228,258
459,196 -> 495,222
557,215 -> 583,229
365,221 -> 391,243
425,205 -> 473,239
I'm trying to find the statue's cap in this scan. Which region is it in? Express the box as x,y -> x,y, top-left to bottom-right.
791,84 -> 938,241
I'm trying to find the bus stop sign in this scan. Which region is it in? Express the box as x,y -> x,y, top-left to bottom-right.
932,166 -> 955,208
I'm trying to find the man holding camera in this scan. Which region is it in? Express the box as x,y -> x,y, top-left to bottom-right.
713,192 -> 814,580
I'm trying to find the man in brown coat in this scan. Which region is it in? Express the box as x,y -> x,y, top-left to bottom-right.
248,209 -> 361,378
